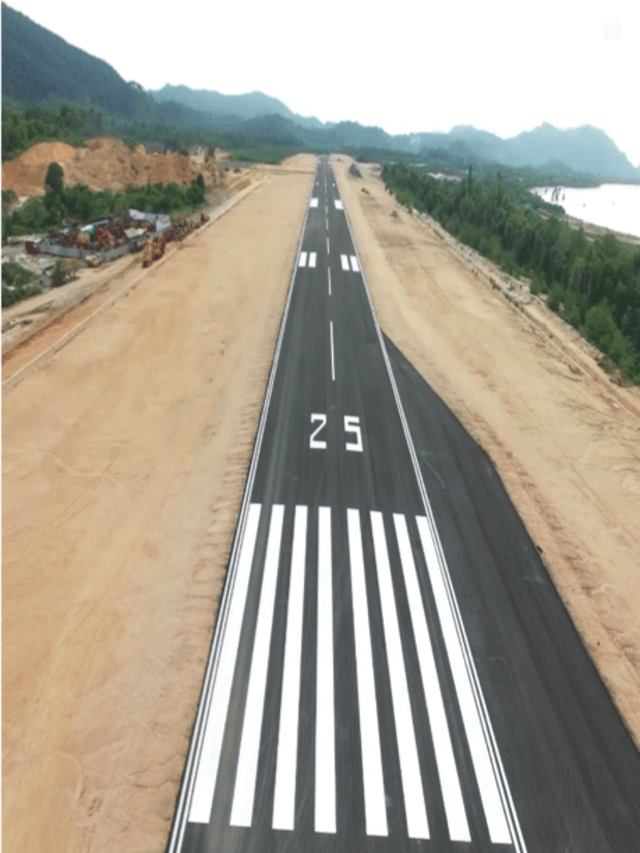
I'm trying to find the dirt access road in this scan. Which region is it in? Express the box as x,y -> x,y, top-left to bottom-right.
3,151 -> 640,852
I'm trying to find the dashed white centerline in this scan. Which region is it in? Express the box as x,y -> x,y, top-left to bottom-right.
273,506 -> 308,831
329,321 -> 335,382
325,217 -> 329,230
230,505 -> 285,828
327,268 -> 331,296
326,237 -> 330,253
315,507 -> 336,834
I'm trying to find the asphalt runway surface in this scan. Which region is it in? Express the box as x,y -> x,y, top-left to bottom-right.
165,157 -> 640,853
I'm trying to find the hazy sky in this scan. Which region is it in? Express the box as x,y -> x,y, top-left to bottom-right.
6,0 -> 640,164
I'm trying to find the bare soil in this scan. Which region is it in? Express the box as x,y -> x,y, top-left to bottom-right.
2,137 -> 224,199
2,154 -> 316,853
334,156 -> 640,745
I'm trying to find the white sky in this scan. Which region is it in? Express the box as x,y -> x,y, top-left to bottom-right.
5,0 -> 640,165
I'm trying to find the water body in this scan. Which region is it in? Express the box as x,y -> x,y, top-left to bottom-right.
531,184 -> 640,239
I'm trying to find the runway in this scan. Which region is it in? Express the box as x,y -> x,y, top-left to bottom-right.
165,156 -> 640,853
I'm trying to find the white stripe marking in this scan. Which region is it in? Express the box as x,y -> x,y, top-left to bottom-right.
326,237 -> 330,253
416,516 -> 511,844
327,268 -> 331,296
273,506 -> 308,831
315,507 -> 336,833
347,509 -> 387,836
334,200 -> 344,210
370,513 -> 429,839
188,504 -> 261,823
309,252 -> 317,268
311,198 -> 319,208
349,255 -> 359,272
325,218 -> 329,230
329,321 -> 335,382
340,254 -> 349,271
394,515 -> 470,841
230,505 -> 285,827
299,252 -> 307,268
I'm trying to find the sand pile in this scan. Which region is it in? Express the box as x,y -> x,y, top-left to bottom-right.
2,138 -> 224,198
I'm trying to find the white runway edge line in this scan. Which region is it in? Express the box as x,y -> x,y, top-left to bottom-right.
370,513 -> 429,840
347,509 -> 388,837
393,514 -> 470,842
329,321 -> 336,382
316,507 -> 336,834
335,164 -> 528,853
187,504 -> 261,823
231,505 -> 285,827
273,506 -> 308,831
168,161 -> 319,851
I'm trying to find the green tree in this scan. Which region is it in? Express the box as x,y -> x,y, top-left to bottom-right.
51,259 -> 66,288
45,162 -> 64,193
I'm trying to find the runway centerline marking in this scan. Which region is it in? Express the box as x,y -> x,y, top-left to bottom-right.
329,321 -> 335,382
230,505 -> 285,827
327,268 -> 331,296
326,237 -> 330,253
273,506 -> 308,831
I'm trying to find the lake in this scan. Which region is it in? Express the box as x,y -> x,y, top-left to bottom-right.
531,184 -> 640,239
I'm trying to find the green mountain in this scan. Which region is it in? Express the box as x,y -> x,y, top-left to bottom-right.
2,3 -> 638,181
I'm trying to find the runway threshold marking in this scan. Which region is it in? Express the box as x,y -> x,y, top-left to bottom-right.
311,198 -> 319,208
298,252 -> 308,268
309,252 -> 317,268
273,506 -> 308,830
350,255 -> 360,272
335,199 -> 343,210
316,506 -> 336,833
347,509 -> 388,836
340,254 -> 350,271
230,505 -> 285,827
187,504 -> 262,823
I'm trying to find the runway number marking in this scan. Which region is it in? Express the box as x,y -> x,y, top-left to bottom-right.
310,414 -> 328,449
309,414 -> 363,452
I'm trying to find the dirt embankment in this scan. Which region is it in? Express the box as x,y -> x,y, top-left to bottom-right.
334,155 -> 640,745
2,154 -> 316,853
2,137 -> 225,199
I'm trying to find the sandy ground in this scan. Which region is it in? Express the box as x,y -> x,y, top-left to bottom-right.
2,154 -> 316,853
2,138 -> 224,199
333,155 -> 640,744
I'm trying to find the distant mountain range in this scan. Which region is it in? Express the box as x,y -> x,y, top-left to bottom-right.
3,3 -> 639,181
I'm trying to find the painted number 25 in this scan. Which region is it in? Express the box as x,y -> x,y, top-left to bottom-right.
309,413 -> 363,452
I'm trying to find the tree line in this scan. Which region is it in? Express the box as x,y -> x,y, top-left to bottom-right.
383,164 -> 640,383
2,167 -> 207,240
